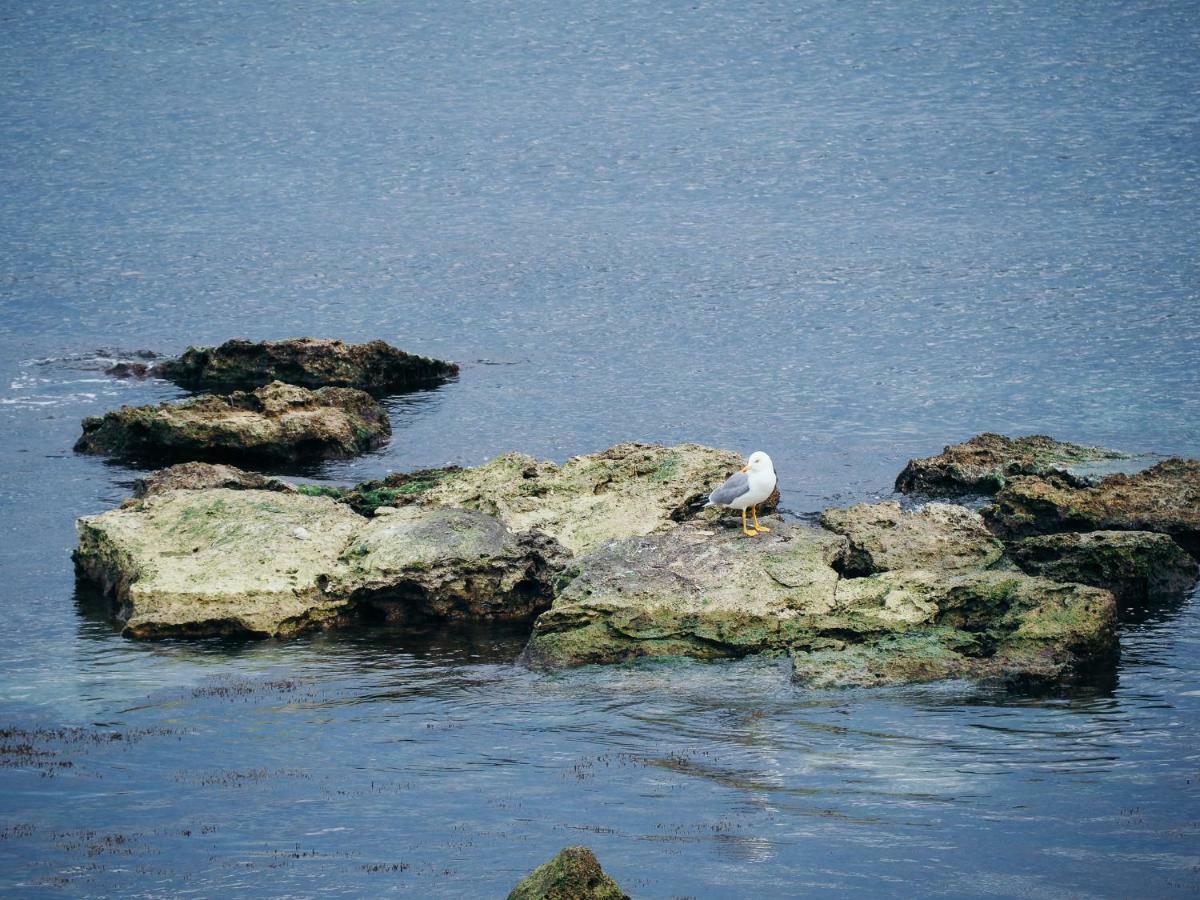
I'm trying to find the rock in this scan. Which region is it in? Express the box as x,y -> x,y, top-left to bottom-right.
507,846 -> 628,900
420,442 -> 753,554
1007,531 -> 1197,606
373,505 -> 399,516
131,462 -> 296,500
155,337 -> 458,394
521,521 -> 1117,688
322,467 -> 464,516
74,489 -> 364,638
324,506 -> 567,623
74,381 -> 390,464
819,501 -> 1003,576
895,433 -> 1129,496
983,459 -> 1200,556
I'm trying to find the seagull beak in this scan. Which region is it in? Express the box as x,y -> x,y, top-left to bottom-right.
740,465 -> 749,473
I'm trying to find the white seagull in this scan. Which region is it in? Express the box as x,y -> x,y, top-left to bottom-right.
705,451 -> 777,536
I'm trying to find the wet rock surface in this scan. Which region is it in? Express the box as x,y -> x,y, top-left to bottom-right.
419,441 -> 751,554
131,461 -> 296,500
74,381 -> 391,464
1007,530 -> 1197,606
324,506 -> 567,623
896,433 -> 1129,496
155,337 -> 458,394
983,459 -> 1200,555
819,500 -> 1004,575
507,846 -> 629,900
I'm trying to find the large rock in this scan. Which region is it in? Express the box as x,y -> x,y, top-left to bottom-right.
75,381 -> 390,464
75,490 -> 569,639
819,501 -> 1004,576
507,846 -> 628,900
74,489 -> 364,638
324,506 -> 567,623
1007,531 -> 1197,606
419,442 -> 753,554
983,459 -> 1200,556
896,433 -> 1129,496
155,337 -> 458,394
521,521 -> 1116,686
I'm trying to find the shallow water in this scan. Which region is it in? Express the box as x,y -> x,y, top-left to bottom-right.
2,0 -> 1199,895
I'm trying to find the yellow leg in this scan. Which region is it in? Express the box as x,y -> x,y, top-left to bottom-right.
741,508 -> 757,536
752,507 -> 770,532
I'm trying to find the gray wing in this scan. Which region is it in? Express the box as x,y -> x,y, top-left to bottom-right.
708,470 -> 750,506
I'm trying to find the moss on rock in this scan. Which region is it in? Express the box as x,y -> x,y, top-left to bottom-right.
507,846 -> 628,900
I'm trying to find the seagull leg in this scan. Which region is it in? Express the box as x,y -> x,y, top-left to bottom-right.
742,508 -> 757,536
752,506 -> 771,532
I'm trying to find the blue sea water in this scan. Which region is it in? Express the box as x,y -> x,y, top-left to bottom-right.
1,0 -> 1198,895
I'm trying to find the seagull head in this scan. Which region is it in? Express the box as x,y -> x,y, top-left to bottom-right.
740,451 -> 773,474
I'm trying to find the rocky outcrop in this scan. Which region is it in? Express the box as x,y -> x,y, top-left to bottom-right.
1007,531 -> 1197,606
983,459 -> 1200,556
75,489 -> 567,639
520,519 -> 1116,687
74,489 -> 364,638
74,381 -> 390,464
819,501 -> 1003,576
297,467 -> 464,516
155,337 -> 458,394
507,846 -> 628,900
896,433 -> 1129,496
131,462 -> 295,500
419,442 -> 753,554
324,506 -> 567,623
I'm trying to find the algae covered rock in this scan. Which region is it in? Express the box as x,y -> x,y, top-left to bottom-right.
131,462 -> 296,500
1007,530 -> 1197,606
325,506 -> 567,622
521,521 -> 846,667
896,433 -> 1128,496
156,337 -> 458,394
420,441 -> 749,554
74,489 -> 364,638
307,466 -> 464,516
75,381 -> 390,464
507,846 -> 628,900
983,459 -> 1200,555
819,501 -> 1003,576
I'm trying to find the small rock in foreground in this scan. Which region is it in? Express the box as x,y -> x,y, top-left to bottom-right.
507,846 -> 628,900
131,461 -> 296,500
156,337 -> 458,394
75,381 -> 390,464
896,433 -> 1128,496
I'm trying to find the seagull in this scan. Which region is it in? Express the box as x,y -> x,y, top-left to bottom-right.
705,451 -> 777,536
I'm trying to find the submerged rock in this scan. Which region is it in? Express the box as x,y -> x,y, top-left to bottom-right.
1007,531 -> 1197,606
507,846 -> 628,900
419,441 -> 751,554
155,337 -> 458,394
522,518 -> 1117,687
983,459 -> 1200,556
895,433 -> 1128,496
75,381 -> 390,464
324,506 -> 567,623
131,461 -> 296,500
74,489 -> 364,638
819,501 -> 1003,576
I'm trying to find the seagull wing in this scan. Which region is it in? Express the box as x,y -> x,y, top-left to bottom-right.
707,470 -> 750,506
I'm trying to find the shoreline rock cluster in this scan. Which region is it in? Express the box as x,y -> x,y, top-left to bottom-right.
74,427 -> 1199,689
77,338 -> 458,465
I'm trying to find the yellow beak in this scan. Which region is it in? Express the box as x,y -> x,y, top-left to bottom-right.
740,465 -> 749,473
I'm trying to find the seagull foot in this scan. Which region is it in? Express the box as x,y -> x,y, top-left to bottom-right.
742,527 -> 759,536
753,524 -> 771,532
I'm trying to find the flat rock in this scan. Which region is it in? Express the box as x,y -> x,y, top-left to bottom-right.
74,489 -> 364,638
522,521 -> 1117,687
507,846 -> 628,900
895,433 -> 1129,496
983,459 -> 1200,556
819,501 -> 1004,575
324,506 -> 567,623
1007,530 -> 1197,606
155,337 -> 458,394
419,441 -> 753,554
75,380 -> 390,464
131,462 -> 295,500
